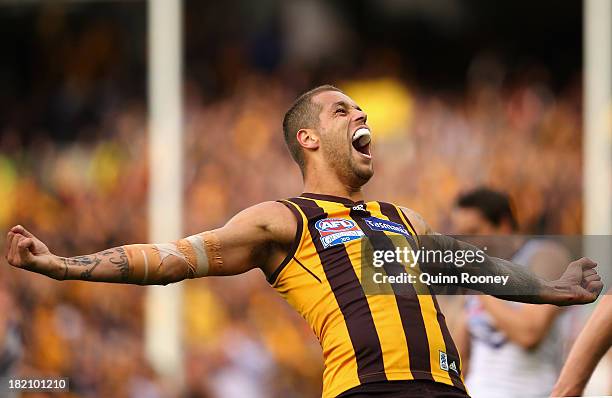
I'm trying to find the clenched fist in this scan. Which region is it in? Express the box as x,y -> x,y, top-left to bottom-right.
547,257 -> 604,306
5,225 -> 63,280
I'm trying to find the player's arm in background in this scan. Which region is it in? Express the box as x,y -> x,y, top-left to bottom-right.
551,293 -> 612,397
400,207 -> 603,306
5,201 -> 295,284
475,242 -> 569,350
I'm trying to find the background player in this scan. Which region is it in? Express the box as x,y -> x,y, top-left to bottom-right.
5,86 -> 604,397
451,188 -> 571,398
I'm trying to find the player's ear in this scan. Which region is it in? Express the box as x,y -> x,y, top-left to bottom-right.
296,128 -> 320,150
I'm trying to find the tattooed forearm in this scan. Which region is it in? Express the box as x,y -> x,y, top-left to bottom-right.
64,255 -> 102,267
420,234 -> 546,302
57,243 -> 194,285
109,247 -> 130,282
60,247 -> 132,283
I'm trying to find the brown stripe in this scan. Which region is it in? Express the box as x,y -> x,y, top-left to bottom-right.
354,202 -> 434,381
401,210 -> 420,238
376,203 -> 419,250
268,200 -> 304,284
379,202 -> 465,390
431,295 -> 466,390
389,204 -> 421,246
291,197 -> 387,383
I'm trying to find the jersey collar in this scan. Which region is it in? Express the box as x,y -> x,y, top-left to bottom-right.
300,192 -> 365,206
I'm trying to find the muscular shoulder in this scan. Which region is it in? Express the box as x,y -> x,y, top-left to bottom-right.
398,206 -> 434,236
203,201 -> 297,277
224,201 -> 297,245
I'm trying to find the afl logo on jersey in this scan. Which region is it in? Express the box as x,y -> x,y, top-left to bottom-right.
315,218 -> 364,249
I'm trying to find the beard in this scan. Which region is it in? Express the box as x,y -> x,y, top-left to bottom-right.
322,141 -> 373,188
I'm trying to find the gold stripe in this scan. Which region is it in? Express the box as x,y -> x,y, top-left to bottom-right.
312,200 -> 417,381
383,204 -> 453,384
416,294 -> 451,384
291,198 -> 361,395
361,202 -> 413,379
393,205 -> 421,246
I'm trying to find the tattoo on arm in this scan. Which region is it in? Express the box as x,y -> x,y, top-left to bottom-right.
61,247 -> 131,282
422,234 -> 545,302
398,207 -> 548,303
108,247 -> 130,281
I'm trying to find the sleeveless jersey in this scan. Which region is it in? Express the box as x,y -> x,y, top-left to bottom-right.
268,193 -> 466,398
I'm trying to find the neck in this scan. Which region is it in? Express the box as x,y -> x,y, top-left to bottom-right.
302,170 -> 364,202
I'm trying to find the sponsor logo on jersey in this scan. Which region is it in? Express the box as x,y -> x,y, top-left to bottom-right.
315,218 -> 364,249
363,217 -> 411,237
439,351 -> 449,371
352,204 -> 366,212
439,350 -> 461,375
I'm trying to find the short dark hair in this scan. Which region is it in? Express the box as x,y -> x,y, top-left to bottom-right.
456,187 -> 518,230
282,84 -> 343,171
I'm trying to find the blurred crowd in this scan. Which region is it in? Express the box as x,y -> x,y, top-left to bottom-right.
0,3 -> 585,398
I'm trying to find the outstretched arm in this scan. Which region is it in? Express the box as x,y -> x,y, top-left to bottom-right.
5,201 -> 295,285
401,207 -> 604,306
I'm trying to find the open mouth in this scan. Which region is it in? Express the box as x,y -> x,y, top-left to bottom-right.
352,127 -> 372,159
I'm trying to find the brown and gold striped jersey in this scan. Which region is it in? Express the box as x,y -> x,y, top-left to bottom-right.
269,193 -> 466,398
